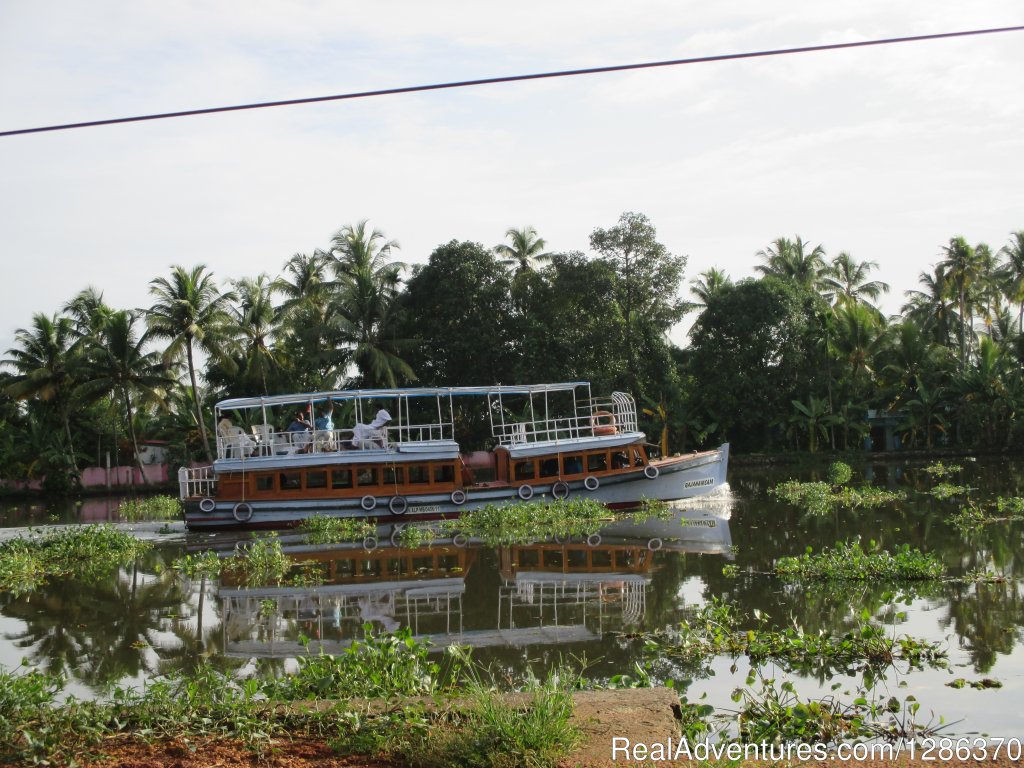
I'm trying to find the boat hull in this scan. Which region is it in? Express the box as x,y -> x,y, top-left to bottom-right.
183,444 -> 730,530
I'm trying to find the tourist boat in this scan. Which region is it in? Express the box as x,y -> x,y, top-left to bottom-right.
178,382 -> 729,530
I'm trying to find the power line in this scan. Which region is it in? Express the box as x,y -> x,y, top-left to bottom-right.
3,24 -> 1023,138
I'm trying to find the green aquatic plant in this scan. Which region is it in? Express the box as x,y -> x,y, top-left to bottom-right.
0,525 -> 151,595
827,461 -> 852,485
922,460 -> 962,478
774,539 -> 945,581
171,549 -> 223,578
929,482 -> 970,500
298,515 -> 375,544
437,498 -> 612,546
117,495 -> 182,521
769,479 -> 905,516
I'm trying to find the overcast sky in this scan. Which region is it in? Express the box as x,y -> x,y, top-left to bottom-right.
1,1 -> 1022,354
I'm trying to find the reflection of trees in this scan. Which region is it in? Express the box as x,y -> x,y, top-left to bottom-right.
1,548 -> 205,690
940,580 -> 1024,672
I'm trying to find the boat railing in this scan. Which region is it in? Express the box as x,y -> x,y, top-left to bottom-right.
493,393 -> 638,447
179,465 -> 217,500
214,420 -> 455,461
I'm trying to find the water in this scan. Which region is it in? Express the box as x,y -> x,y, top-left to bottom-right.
2,457 -> 1023,737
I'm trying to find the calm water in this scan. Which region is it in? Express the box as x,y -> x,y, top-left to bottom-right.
2,457 -> 1023,737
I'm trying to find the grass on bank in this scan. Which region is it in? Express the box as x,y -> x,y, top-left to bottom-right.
0,629 -> 580,768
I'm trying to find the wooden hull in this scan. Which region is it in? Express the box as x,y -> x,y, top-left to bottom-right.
183,444 -> 730,530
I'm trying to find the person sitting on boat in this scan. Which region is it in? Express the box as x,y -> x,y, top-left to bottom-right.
351,408 -> 392,449
286,410 -> 313,450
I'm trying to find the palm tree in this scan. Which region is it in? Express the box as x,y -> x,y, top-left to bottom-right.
147,265 -> 236,463
230,275 -> 282,395
689,267 -> 732,307
64,287 -> 113,340
999,231 -> 1024,333
901,266 -> 959,348
274,251 -> 330,316
754,236 -> 828,292
79,310 -> 173,484
3,313 -> 83,472
329,221 -> 415,388
494,226 -> 552,274
829,301 -> 888,398
822,252 -> 889,306
938,236 -> 982,369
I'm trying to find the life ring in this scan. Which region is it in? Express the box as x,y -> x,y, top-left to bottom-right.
362,535 -> 379,551
553,532 -> 569,545
552,481 -> 570,500
586,532 -> 602,547
583,475 -> 600,491
360,495 -> 377,511
232,502 -> 253,522
644,465 -> 660,480
390,523 -> 406,547
647,537 -> 663,552
388,495 -> 409,516
451,489 -> 467,505
517,484 -> 534,501
590,410 -> 618,436
199,497 -> 216,513
453,532 -> 469,548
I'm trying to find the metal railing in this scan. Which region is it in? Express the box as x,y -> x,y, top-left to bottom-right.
214,421 -> 454,461
492,393 -> 638,448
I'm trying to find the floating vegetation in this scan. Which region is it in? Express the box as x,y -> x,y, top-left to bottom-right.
995,496 -> 1024,515
298,515 -> 375,545
171,549 -> 223,578
435,498 -> 615,546
173,533 -> 298,586
770,464 -> 906,517
637,599 -> 946,676
929,482 -> 970,500
117,495 -> 182,521
946,677 -> 1002,690
923,461 -> 962,478
774,539 -> 945,581
0,525 -> 151,596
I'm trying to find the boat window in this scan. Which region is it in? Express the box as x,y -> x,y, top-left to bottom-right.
332,469 -> 353,489
412,555 -> 434,573
306,470 -> 327,489
543,550 -> 563,569
408,465 -> 430,484
591,550 -> 613,568
255,474 -> 274,491
562,455 -> 584,475
438,554 -> 460,572
361,558 -> 382,578
383,466 -> 404,485
279,472 -> 302,490
632,447 -> 645,467
567,549 -> 588,568
615,550 -> 638,568
357,467 -> 379,487
433,464 -> 455,484
587,452 -> 607,472
538,457 -> 559,478
513,461 -> 535,481
386,557 -> 403,576
611,451 -> 630,469
517,549 -> 540,568
334,557 -> 356,578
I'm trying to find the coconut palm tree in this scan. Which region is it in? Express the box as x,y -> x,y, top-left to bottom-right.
3,313 -> 83,473
230,275 -> 283,395
494,226 -> 552,274
822,252 -> 889,307
63,287 -> 114,340
329,221 -> 415,388
754,236 -> 828,293
901,266 -> 959,348
689,267 -> 732,307
938,236 -> 983,369
79,310 -> 173,484
147,265 -> 236,463
999,231 -> 1024,333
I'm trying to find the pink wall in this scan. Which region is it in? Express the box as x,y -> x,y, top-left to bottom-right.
2,463 -> 171,490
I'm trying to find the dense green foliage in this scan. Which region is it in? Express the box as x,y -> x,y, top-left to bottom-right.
774,539 -> 946,581
3,218 -> 1024,490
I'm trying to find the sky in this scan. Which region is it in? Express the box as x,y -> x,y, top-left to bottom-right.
1,0 -> 1022,354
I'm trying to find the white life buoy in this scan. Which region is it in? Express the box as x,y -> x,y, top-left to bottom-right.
360,495 -> 377,511
362,535 -> 379,551
552,481 -> 570,500
647,537 -> 663,552
199,497 -> 216,513
451,489 -> 467,505
390,523 -> 406,548
644,465 -> 660,480
232,502 -> 253,522
453,532 -> 469,548
586,532 -> 602,547
388,495 -> 409,515
517,484 -> 534,501
584,475 -> 600,491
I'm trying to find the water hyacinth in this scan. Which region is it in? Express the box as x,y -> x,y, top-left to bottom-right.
774,539 -> 945,581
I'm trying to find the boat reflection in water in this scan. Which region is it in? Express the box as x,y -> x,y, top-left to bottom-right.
218,502 -> 732,659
